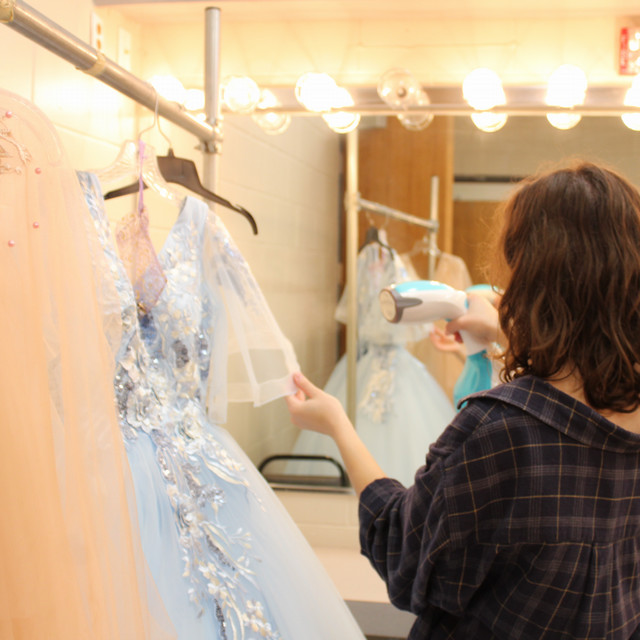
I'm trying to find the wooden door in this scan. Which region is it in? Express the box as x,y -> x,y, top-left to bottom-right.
348,116 -> 463,401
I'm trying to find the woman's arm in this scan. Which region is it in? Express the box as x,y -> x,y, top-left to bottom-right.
285,372 -> 387,495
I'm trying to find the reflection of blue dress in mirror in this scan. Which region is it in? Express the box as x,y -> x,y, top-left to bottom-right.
78,172 -> 366,640
290,242 -> 455,487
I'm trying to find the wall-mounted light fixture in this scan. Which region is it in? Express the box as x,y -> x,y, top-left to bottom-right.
212,69 -> 640,137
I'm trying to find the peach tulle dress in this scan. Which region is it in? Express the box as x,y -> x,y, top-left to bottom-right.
0,90 -> 175,638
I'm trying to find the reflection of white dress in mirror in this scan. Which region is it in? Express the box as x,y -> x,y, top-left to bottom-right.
78,172 -> 366,640
289,241 -> 456,487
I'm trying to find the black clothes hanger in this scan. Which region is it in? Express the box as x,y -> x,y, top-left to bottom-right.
105,148 -> 258,236
359,225 -> 395,254
158,149 -> 258,235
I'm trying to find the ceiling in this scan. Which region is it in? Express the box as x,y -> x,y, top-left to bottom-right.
94,0 -> 640,106
96,0 -> 640,24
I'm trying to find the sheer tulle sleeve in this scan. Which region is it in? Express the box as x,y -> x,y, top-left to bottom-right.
201,206 -> 299,423
0,90 -> 174,639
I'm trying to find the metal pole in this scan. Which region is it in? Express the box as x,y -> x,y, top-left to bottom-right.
2,0 -> 216,144
359,197 -> 437,231
344,129 -> 359,425
428,176 -> 439,279
203,6 -> 222,188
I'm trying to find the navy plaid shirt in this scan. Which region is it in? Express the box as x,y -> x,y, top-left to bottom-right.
359,376 -> 640,639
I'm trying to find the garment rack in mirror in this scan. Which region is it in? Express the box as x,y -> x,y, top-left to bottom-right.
358,181 -> 440,278
359,225 -> 395,254
344,128 -> 441,424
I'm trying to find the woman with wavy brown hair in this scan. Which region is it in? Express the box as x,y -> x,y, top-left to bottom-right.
287,161 -> 640,639
496,162 -> 640,413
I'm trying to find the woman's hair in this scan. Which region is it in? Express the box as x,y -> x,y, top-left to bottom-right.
495,161 -> 640,411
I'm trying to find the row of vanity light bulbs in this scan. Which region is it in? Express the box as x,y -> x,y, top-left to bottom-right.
150,65 -> 640,135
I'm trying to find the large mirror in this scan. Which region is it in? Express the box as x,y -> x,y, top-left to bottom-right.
91,2 -> 640,492
231,111 -> 640,489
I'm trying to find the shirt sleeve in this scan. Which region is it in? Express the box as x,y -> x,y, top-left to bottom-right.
358,408 -> 499,617
358,466 -> 451,614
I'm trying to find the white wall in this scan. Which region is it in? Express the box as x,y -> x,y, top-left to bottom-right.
0,0 -> 344,465
453,115 -> 640,201
211,114 -> 343,463
0,2 -> 142,169
130,12 -> 631,88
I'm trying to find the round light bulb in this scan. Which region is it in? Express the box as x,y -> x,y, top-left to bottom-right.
397,89 -> 434,131
546,64 -> 587,108
470,111 -> 508,133
323,111 -> 360,133
546,113 -> 582,130
621,112 -> 640,131
463,68 -> 505,110
252,89 -> 291,135
322,87 -> 360,133
148,75 -> 186,104
183,88 -> 205,112
257,88 -> 279,109
221,76 -> 260,114
622,84 -> 640,131
253,110 -> 292,135
295,73 -> 339,112
377,68 -> 421,108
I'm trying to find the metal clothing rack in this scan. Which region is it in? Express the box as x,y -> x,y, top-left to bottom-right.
1,0 -> 222,184
344,128 -> 440,423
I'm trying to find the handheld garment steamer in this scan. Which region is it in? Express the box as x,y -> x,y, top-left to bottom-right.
379,280 -> 494,407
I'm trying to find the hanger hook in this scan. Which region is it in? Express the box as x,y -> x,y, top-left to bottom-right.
156,108 -> 172,150
365,210 -> 375,227
138,92 -> 161,140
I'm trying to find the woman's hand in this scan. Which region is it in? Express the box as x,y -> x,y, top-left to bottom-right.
445,292 -> 502,346
286,372 -> 350,438
285,372 -> 387,494
429,325 -> 466,359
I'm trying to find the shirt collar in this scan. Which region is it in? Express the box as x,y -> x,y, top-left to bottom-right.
465,376 -> 640,452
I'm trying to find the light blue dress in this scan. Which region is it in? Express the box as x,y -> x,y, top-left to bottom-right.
78,172 -> 366,640
289,242 -> 456,487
